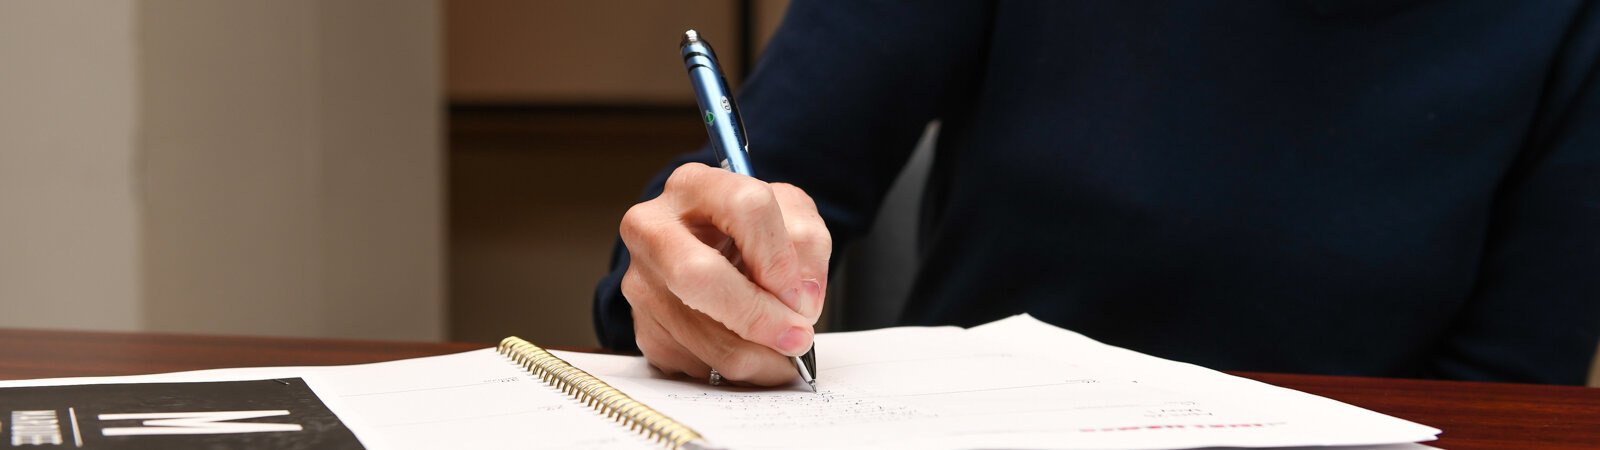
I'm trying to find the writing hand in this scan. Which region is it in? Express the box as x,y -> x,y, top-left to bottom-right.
619,163 -> 831,386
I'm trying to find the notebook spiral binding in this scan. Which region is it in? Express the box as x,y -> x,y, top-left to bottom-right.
498,336 -> 705,450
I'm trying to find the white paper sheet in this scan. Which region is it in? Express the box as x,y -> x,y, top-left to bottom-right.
0,315 -> 1439,450
556,315 -> 1439,450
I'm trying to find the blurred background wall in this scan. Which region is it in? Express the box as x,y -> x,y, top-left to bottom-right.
137,1 -> 442,340
0,2 -> 141,332
0,0 -> 788,346
0,0 -> 442,340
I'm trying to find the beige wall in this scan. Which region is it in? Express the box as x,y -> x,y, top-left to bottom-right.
0,1 -> 442,340
0,2 -> 141,331
137,0 -> 443,340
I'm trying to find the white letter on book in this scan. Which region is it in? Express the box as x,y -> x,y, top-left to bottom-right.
98,410 -> 303,436
11,410 -> 64,446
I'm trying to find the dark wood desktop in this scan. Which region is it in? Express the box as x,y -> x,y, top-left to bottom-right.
2,328 -> 1595,450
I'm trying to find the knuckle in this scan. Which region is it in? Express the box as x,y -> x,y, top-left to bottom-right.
637,328 -> 691,376
635,332 -> 659,356
769,183 -> 820,210
669,253 -> 725,293
767,182 -> 806,201
726,182 -> 778,215
706,337 -> 740,372
619,269 -> 653,306
713,348 -> 764,381
731,294 -> 774,340
786,219 -> 832,250
756,251 -> 797,281
632,315 -> 662,354
643,354 -> 678,376
665,163 -> 706,193
618,203 -> 655,246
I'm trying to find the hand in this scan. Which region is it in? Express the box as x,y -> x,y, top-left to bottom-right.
618,163 -> 831,386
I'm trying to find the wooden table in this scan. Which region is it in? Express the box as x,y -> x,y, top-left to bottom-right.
2,328 -> 1596,450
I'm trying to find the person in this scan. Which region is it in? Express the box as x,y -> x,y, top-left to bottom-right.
593,1 -> 1600,386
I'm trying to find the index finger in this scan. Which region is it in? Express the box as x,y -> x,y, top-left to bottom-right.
663,241 -> 815,356
770,183 -> 831,321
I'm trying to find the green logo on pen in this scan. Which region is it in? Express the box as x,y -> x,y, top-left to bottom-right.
704,110 -> 714,125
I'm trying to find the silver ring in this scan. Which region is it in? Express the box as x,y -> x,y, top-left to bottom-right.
708,368 -> 725,386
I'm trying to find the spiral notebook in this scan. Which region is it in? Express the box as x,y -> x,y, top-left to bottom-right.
0,315 -> 1439,450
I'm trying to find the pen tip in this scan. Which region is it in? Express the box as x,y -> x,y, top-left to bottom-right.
684,29 -> 700,43
808,380 -> 817,393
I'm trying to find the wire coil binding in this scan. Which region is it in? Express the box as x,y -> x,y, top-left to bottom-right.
498,336 -> 705,450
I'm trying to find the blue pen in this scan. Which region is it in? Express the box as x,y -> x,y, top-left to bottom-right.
680,29 -> 818,393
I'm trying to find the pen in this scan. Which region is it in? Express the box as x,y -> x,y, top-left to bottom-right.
679,29 -> 818,393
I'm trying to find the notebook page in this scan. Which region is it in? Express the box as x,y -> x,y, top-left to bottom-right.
554,315 -> 1438,450
311,349 -> 657,450
0,349 -> 657,450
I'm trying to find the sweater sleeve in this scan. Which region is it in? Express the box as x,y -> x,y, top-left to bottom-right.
593,0 -> 993,350
1428,2 -> 1600,385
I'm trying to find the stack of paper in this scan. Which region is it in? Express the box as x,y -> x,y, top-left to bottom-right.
0,315 -> 1439,449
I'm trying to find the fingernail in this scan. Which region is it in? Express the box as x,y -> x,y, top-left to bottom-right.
801,279 -> 823,315
778,287 -> 802,312
777,326 -> 812,355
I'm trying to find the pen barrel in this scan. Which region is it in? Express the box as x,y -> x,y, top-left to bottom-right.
681,37 -> 754,177
682,31 -> 815,392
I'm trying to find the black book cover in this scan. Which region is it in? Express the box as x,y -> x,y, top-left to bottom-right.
1,378 -> 365,449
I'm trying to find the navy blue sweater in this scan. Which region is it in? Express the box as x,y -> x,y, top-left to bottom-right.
595,0 -> 1600,384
